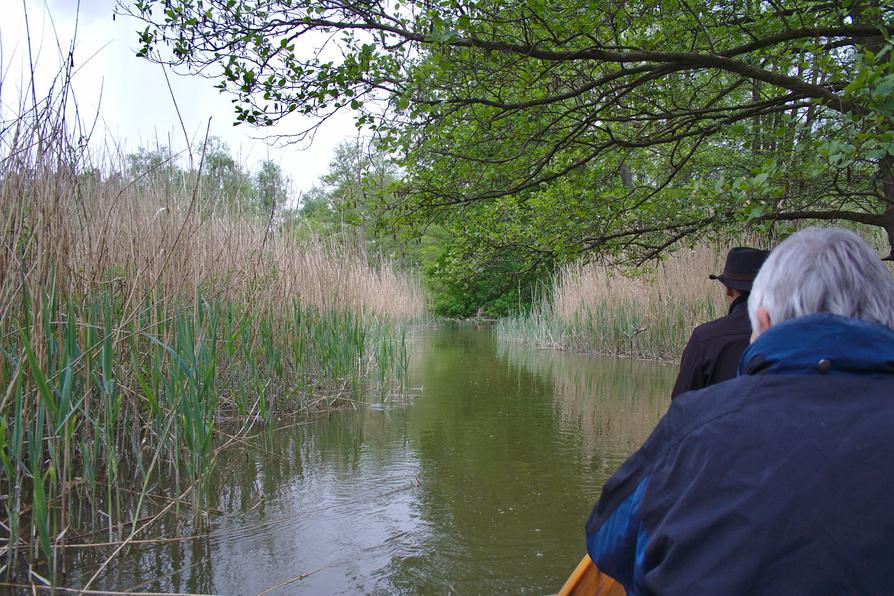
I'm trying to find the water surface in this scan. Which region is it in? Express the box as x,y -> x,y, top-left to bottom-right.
70,324 -> 673,594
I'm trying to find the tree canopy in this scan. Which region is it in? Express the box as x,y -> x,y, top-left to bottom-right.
130,0 -> 894,264
125,138 -> 291,213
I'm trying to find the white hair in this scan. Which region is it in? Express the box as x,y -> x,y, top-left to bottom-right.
748,227 -> 894,331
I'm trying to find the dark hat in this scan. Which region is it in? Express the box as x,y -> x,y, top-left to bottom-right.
709,247 -> 770,292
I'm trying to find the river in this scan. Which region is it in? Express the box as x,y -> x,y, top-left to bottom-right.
67,324 -> 673,594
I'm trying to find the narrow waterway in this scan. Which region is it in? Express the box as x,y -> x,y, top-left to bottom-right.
69,324 -> 674,594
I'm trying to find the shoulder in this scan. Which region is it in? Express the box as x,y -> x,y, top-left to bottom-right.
690,309 -> 750,343
660,375 -> 762,448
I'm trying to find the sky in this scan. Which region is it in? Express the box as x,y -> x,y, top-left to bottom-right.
1,0 -> 358,198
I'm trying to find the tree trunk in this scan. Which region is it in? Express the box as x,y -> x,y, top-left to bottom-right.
879,156 -> 894,260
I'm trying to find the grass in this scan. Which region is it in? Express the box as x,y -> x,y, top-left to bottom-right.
496,245 -> 735,361
0,73 -> 424,584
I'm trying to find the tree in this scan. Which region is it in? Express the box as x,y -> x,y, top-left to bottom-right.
126,140 -> 291,216
126,144 -> 186,193
129,0 -> 894,261
253,159 -> 291,213
287,183 -> 341,237
281,142 -> 396,240
197,136 -> 254,210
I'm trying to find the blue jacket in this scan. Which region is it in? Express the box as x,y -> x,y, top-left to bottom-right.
585,314 -> 894,595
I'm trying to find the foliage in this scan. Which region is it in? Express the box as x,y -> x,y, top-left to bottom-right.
254,159 -> 290,213
124,137 -> 291,213
0,78 -> 425,581
130,0 -> 894,264
0,286 -> 408,581
287,139 -> 547,316
289,184 -> 343,236
422,207 -> 551,317
126,145 -> 179,181
288,140 -> 399,238
197,136 -> 255,208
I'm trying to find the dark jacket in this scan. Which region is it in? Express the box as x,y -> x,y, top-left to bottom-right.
585,314 -> 894,595
670,295 -> 750,398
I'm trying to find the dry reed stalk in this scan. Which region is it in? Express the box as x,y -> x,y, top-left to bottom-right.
2,170 -> 427,320
0,41 -> 424,585
551,245 -> 726,325
499,244 -> 766,360
1,109 -> 425,322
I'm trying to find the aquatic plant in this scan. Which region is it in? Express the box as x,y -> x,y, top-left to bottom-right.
496,246 -> 729,361
0,68 -> 424,585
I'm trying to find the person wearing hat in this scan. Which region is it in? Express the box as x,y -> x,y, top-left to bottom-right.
670,246 -> 769,399
584,227 -> 894,594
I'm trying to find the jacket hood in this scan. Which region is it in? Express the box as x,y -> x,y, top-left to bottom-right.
739,313 -> 894,377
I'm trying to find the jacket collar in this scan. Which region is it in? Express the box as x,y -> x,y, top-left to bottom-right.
728,294 -> 748,316
739,313 -> 894,377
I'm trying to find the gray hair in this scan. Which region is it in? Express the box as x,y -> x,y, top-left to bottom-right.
748,227 -> 894,331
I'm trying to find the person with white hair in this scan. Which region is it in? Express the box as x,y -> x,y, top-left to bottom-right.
583,227 -> 894,595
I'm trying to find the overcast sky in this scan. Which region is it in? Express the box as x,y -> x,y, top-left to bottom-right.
1,0 -> 357,198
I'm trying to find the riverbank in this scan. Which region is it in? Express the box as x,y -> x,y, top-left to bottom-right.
496,246 -> 730,361
0,98 -> 425,583
497,228 -> 893,362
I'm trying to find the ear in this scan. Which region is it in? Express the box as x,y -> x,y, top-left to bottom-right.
724,285 -> 736,298
750,306 -> 772,342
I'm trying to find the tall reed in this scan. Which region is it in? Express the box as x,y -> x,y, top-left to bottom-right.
497,246 -> 731,361
0,74 -> 424,583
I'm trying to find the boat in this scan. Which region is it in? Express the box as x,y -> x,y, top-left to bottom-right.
558,554 -> 625,595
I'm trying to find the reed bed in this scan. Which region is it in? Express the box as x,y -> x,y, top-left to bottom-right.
497,246 -> 732,361
0,84 -> 424,584
499,225 -> 891,361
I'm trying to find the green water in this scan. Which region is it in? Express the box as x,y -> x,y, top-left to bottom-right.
66,324 -> 673,594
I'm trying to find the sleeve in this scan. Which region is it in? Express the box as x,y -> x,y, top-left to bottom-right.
671,331 -> 705,399
584,419 -> 669,591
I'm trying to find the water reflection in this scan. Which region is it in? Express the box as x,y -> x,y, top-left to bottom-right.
500,341 -> 673,472
65,324 -> 673,594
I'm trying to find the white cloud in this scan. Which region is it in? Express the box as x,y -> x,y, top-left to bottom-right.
1,0 -> 358,196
